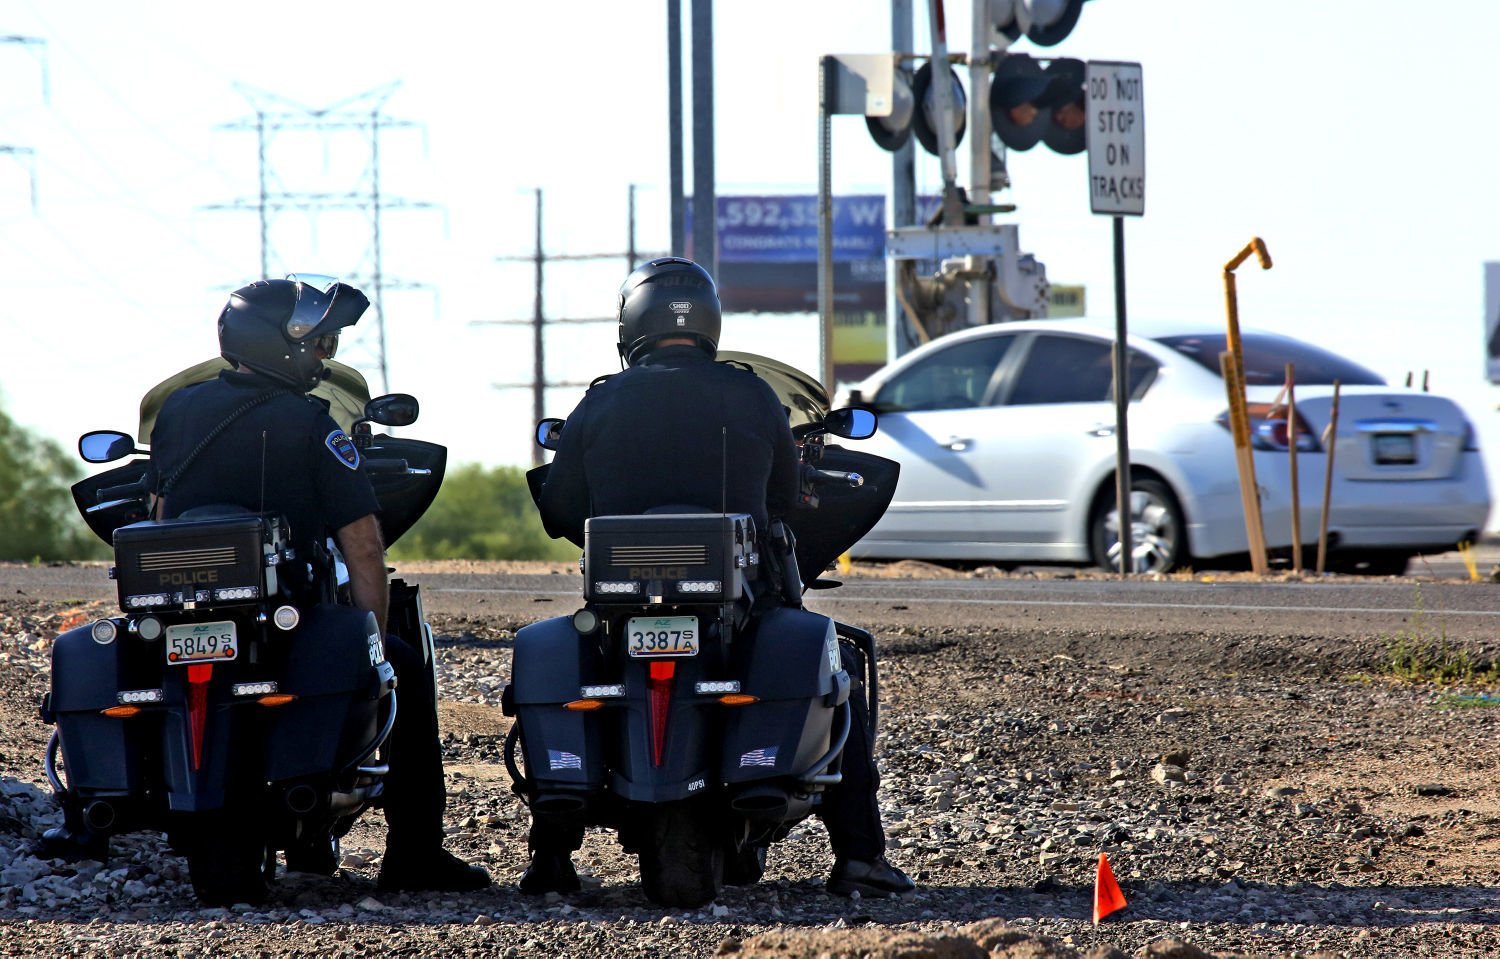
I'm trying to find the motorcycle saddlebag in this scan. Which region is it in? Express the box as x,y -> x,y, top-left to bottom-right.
49,621 -> 147,796
511,615 -> 607,797
720,606 -> 846,785
263,604 -> 394,782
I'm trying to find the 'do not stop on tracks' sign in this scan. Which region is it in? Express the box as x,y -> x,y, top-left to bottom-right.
1086,61 -> 1144,216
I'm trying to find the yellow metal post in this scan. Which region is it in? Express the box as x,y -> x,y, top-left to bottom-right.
1222,237 -> 1273,575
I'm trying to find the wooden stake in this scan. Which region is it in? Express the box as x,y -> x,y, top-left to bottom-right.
1316,380 -> 1342,576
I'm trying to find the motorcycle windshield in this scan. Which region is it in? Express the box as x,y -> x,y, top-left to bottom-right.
715,351 -> 900,585
715,351 -> 830,430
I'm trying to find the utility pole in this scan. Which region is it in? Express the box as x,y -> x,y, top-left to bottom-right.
1,35 -> 47,211
667,0 -> 685,257
690,0 -> 716,277
206,83 -> 438,394
480,186 -> 665,468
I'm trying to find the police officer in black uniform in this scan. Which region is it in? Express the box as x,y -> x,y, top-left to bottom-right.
145,276 -> 489,893
529,257 -> 914,898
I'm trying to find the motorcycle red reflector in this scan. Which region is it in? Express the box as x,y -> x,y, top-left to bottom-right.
186,664 -> 213,771
647,661 -> 676,767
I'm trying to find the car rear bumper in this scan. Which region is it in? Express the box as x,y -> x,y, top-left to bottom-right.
1185,450 -> 1491,559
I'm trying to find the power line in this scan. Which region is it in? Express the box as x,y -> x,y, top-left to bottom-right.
206,82 -> 440,394
478,185 -> 665,468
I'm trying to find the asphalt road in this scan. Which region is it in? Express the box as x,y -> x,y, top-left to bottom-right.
14,555 -> 1496,647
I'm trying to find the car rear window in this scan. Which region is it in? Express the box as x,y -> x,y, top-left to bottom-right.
1153,333 -> 1385,386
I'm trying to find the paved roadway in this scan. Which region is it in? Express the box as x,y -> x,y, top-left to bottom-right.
10,541 -> 1499,646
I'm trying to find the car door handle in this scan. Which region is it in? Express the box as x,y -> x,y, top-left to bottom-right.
942,436 -> 972,451
1089,424 -> 1116,437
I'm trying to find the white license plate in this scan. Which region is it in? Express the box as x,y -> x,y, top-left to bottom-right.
625,616 -> 699,658
165,621 -> 238,665
1374,433 -> 1417,465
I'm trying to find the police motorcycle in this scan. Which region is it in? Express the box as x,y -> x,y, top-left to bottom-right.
502,352 -> 899,907
38,394 -> 445,906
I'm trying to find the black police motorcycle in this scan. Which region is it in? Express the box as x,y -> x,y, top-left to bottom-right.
502,353 -> 899,907
39,394 -> 445,906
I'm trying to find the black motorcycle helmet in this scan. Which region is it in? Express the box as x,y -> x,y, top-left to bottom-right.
218,274 -> 370,391
616,257 -> 722,365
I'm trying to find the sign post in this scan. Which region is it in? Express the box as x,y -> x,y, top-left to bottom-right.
1086,60 -> 1145,575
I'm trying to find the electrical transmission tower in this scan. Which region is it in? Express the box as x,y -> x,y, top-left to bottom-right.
1,35 -> 48,211
478,185 -> 664,467
206,82 -> 438,393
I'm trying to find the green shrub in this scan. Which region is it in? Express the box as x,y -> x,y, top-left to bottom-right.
389,462 -> 577,562
0,407 -> 108,561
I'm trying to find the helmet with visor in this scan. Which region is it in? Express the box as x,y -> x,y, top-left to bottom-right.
218,274 -> 370,391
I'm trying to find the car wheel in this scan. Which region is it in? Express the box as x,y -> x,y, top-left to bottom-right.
1090,477 -> 1186,574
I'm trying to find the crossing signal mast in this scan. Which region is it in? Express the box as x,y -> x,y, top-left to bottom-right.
818,0 -> 1093,382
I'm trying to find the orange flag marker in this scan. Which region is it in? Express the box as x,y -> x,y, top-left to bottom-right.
1093,852 -> 1127,924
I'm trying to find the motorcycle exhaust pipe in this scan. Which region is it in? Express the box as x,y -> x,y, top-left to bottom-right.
284,784 -> 321,816
728,785 -> 791,821
82,800 -> 117,833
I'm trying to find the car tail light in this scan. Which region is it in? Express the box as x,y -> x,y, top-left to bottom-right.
1217,403 -> 1320,452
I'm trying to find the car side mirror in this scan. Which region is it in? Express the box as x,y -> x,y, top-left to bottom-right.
362,393 -> 420,428
78,430 -> 141,464
822,407 -> 878,440
536,418 -> 566,451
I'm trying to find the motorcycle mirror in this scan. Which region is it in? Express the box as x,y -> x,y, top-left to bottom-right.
536,418 -> 566,451
822,407 -> 878,440
78,430 -> 142,464
362,393 -> 420,428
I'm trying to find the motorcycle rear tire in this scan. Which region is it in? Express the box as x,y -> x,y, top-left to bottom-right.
284,833 -> 340,877
722,840 -> 767,886
184,813 -> 274,906
638,803 -> 723,908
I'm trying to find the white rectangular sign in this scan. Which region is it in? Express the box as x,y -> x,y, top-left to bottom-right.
1086,61 -> 1145,216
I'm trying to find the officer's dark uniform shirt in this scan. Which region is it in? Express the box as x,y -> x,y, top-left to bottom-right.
146,369 -> 380,559
537,345 -> 799,546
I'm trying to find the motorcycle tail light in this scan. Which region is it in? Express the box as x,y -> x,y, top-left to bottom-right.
594,581 -> 640,595
580,684 -> 625,699
272,606 -> 300,631
118,688 -> 164,705
694,680 -> 741,694
647,660 -> 676,767
718,694 -> 759,706
256,694 -> 297,707
233,681 -> 279,697
91,620 -> 118,645
102,706 -> 141,718
125,594 -> 170,610
564,699 -> 604,711
676,580 -> 721,594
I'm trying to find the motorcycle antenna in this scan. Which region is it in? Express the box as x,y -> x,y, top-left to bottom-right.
720,426 -> 727,515
259,430 -> 268,516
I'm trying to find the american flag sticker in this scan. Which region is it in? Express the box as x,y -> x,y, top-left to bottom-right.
739,746 -> 779,768
548,749 -> 583,771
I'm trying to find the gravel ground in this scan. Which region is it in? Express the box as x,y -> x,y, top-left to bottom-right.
0,563 -> 1497,958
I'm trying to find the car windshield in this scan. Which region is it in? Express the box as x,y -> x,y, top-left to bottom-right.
1153,332 -> 1385,387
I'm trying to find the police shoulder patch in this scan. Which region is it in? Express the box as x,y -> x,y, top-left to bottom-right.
325,430 -> 360,470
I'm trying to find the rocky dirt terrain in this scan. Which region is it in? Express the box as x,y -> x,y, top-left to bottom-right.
0,560 -> 1496,957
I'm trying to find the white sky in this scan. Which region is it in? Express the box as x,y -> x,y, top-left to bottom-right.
4,0 -> 1500,525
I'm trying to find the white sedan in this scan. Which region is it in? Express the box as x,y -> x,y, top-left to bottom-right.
839,319 -> 1490,574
